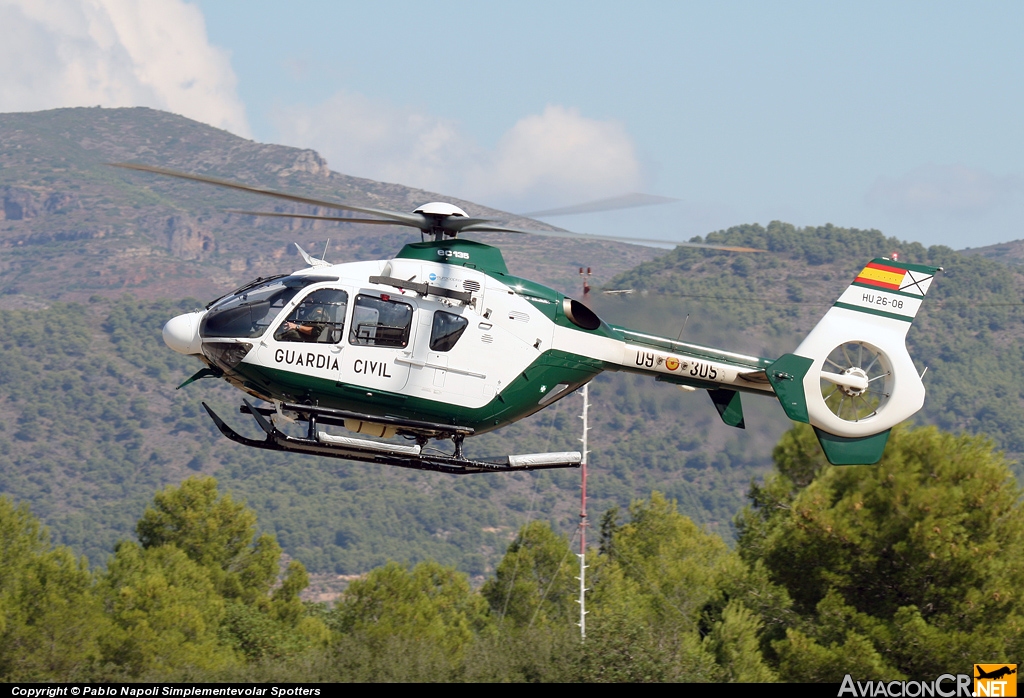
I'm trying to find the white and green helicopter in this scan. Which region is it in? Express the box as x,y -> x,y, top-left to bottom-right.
117,164 -> 941,474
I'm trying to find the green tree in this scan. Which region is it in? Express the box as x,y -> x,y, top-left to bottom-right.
333,560 -> 489,665
738,424 -> 1024,678
481,521 -> 579,629
585,492 -> 777,682
133,478 -> 326,663
99,541 -> 238,676
0,497 -> 106,681
136,477 -> 281,603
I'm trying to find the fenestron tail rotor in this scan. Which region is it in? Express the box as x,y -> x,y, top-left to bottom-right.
110,162 -> 764,251
819,341 -> 893,422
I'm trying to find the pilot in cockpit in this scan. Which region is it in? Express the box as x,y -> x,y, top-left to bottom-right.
276,304 -> 329,342
274,288 -> 348,343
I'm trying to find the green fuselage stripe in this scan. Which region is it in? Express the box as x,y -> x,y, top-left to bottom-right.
226,349 -> 602,435
834,301 -> 913,322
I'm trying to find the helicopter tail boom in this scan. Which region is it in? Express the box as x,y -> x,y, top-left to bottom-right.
767,258 -> 942,464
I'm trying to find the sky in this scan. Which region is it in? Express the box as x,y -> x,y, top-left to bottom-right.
1,0 -> 1022,249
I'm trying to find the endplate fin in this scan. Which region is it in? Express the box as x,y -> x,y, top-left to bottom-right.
767,353 -> 814,423
707,388 -> 745,429
813,427 -> 892,465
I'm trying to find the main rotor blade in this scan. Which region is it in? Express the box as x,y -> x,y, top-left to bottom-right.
111,163 -> 759,251
110,162 -> 428,227
457,223 -> 532,235
226,210 -> 414,227
440,217 -> 498,232
521,193 -> 679,218
461,223 -> 764,252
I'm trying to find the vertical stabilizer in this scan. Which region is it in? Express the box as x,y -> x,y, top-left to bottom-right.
767,259 -> 941,464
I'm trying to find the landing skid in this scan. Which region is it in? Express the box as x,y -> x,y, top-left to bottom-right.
202,401 -> 582,475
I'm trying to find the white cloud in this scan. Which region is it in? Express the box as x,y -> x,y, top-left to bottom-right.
865,164 -> 1020,218
0,0 -> 249,136
486,106 -> 643,207
272,95 -> 643,211
273,91 -> 473,196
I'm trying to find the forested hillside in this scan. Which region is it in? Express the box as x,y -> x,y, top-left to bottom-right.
4,425 -> 1021,682
2,108 -> 1023,584
2,218 -> 1023,581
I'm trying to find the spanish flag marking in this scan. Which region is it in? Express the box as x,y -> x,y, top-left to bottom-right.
855,262 -> 906,291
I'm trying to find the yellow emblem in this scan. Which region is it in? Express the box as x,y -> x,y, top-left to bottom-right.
975,664 -> 1017,697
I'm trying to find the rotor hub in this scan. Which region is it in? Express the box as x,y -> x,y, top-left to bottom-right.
838,367 -> 869,397
414,202 -> 467,217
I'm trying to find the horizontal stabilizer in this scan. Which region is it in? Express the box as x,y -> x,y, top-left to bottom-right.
767,353 -> 813,423
177,366 -> 222,390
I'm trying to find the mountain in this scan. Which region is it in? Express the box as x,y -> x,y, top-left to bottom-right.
961,239 -> 1024,267
0,107 -> 660,307
1,108 -> 1021,593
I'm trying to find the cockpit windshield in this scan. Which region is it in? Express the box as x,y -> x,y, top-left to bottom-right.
200,275 -> 339,339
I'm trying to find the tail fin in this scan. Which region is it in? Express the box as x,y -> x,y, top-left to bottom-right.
767,258 -> 942,464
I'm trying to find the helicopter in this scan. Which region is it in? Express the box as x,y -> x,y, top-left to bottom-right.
114,163 -> 941,474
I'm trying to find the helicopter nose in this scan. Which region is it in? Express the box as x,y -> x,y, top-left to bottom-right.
163,311 -> 204,355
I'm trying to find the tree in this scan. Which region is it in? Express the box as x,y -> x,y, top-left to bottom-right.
0,497 -> 106,681
738,424 -> 1024,678
481,521 -> 578,629
333,560 -> 488,666
136,477 -> 280,603
584,492 -> 777,682
133,478 -> 326,663
99,541 -> 238,676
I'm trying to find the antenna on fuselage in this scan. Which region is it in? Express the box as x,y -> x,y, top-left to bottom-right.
677,314 -> 690,341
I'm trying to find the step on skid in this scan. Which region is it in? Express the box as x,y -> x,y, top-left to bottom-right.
201,400 -> 582,475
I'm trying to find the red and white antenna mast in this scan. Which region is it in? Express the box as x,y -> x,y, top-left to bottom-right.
576,266 -> 592,640
579,267 -> 592,302
577,383 -> 590,640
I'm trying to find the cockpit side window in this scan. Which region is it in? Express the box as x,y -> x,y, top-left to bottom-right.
349,294 -> 413,347
200,278 -> 304,339
429,311 -> 468,352
274,289 -> 349,344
